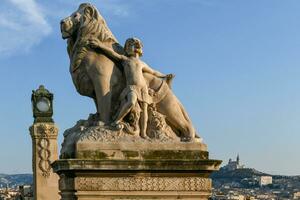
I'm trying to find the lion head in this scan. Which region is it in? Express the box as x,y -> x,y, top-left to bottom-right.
60,3 -> 117,42
60,3 -> 119,71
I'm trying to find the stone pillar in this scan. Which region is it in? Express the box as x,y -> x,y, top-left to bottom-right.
30,123 -> 60,200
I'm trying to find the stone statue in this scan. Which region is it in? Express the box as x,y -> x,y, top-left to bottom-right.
54,4 -> 221,199
88,37 -> 174,139
60,3 -> 199,142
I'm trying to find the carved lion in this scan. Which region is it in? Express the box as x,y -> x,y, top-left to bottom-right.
60,3 -> 198,141
60,3 -> 124,124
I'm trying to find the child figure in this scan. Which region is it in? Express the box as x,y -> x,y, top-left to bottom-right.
88,37 -> 172,138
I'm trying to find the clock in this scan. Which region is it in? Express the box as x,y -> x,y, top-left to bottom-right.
31,85 -> 54,123
36,97 -> 51,112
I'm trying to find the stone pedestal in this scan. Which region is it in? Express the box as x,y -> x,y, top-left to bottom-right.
53,159 -> 219,200
30,123 -> 60,200
53,138 -> 221,200
53,120 -> 221,200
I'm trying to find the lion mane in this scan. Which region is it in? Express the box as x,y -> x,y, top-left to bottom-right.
67,3 -> 118,73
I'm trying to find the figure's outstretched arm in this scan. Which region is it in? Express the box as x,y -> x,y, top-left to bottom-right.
142,62 -> 166,78
88,39 -> 126,62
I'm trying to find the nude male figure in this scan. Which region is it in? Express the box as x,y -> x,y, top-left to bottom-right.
88,37 -> 173,138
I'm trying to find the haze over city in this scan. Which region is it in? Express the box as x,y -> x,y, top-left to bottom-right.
0,0 -> 299,176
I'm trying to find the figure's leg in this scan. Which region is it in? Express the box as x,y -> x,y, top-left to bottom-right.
113,92 -> 137,124
86,55 -> 117,124
88,99 -> 100,124
140,102 -> 148,138
90,75 -> 112,124
93,98 -> 100,120
112,98 -> 126,121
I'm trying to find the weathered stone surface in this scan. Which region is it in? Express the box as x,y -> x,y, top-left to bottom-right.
52,159 -> 221,172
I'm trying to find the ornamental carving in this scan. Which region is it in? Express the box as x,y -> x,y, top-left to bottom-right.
36,124 -> 58,138
30,123 -> 58,178
30,123 -> 58,139
37,137 -> 51,177
75,177 -> 211,191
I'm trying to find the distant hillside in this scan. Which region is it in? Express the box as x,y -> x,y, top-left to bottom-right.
211,167 -> 300,190
0,174 -> 32,187
211,168 -> 270,180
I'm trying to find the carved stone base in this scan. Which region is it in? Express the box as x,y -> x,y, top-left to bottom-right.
54,119 -> 221,199
60,117 -> 203,159
53,157 -> 221,200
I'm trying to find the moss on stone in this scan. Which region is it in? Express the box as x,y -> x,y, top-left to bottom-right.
122,151 -> 140,159
75,150 -> 208,160
77,151 -> 108,159
142,150 -> 208,160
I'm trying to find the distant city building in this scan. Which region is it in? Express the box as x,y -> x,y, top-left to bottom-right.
18,185 -> 33,200
223,154 -> 244,171
0,187 -> 18,200
227,194 -> 245,200
0,185 -> 33,200
259,176 -> 272,186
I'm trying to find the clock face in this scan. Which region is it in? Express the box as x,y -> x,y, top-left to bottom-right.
36,98 -> 50,112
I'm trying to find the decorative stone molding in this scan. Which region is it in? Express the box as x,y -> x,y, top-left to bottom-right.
37,137 -> 52,177
30,123 -> 58,139
54,157 -> 221,199
75,177 -> 211,191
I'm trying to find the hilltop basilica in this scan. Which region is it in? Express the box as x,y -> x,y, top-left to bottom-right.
223,154 -> 244,171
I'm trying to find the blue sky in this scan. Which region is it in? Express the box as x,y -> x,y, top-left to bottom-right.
0,0 -> 299,175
